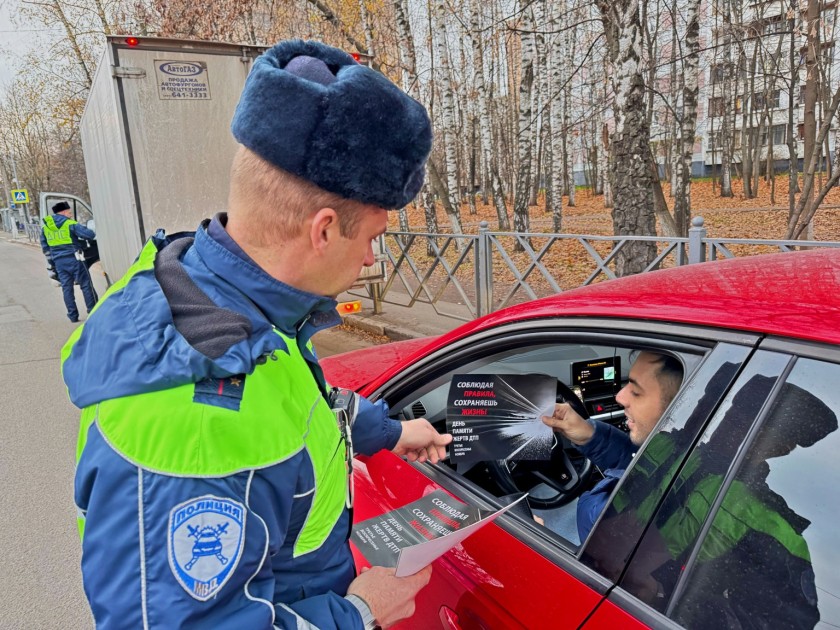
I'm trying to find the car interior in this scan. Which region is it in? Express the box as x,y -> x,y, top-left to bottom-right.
389,338 -> 703,550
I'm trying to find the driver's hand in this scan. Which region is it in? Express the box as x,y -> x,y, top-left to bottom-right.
392,419 -> 452,464
542,403 -> 595,445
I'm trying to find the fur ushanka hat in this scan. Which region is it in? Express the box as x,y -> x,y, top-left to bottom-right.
231,40 -> 432,210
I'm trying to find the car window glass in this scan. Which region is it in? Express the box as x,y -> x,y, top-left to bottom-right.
668,357 -> 840,629
581,344 -> 750,582
74,200 -> 94,227
605,350 -> 789,608
386,337 -> 704,553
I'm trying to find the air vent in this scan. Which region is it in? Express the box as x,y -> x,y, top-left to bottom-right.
411,401 -> 427,418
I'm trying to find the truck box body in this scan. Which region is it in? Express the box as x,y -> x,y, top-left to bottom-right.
79,36 -> 266,281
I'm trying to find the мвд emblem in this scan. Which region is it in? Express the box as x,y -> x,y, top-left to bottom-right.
168,495 -> 246,601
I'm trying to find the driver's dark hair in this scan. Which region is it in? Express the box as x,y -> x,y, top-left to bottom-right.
629,350 -> 684,406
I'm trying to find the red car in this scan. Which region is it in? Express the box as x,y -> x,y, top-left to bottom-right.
322,249 -> 840,630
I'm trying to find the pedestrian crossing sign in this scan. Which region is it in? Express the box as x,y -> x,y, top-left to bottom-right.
11,189 -> 29,204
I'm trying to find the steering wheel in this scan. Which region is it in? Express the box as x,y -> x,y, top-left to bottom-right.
487,380 -> 594,510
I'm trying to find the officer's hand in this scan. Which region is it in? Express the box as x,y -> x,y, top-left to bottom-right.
392,419 -> 452,464
45,258 -> 58,281
347,565 -> 432,628
542,403 -> 595,445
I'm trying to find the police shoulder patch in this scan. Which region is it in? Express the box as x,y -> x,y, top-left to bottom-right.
168,495 -> 246,601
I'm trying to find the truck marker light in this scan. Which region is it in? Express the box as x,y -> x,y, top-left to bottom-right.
337,300 -> 362,316
126,37 -> 139,47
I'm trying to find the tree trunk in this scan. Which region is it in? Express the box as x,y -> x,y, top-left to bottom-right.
530,0 -> 548,210
669,0 -> 680,197
432,0 -> 463,235
564,15 -> 576,208
673,0 -> 701,237
786,82 -> 840,238
392,0 -> 420,232
470,0 -> 509,229
720,0 -> 734,197
601,121 -> 613,207
788,7 -> 800,209
548,0 -> 565,231
422,184 -> 440,256
393,0 -> 417,96
512,3 -> 536,248
596,0 -> 656,276
797,0 -> 821,236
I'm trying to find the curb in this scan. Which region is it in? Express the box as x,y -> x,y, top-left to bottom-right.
1,236 -> 39,247
343,313 -> 425,342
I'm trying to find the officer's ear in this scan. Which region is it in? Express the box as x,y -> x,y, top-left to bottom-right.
309,207 -> 340,255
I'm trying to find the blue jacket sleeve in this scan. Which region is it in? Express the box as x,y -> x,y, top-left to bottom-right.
71,222 -> 96,241
351,396 -> 402,456
40,227 -> 50,256
576,470 -> 622,541
578,420 -> 635,471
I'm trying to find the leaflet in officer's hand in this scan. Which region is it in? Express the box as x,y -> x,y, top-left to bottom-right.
351,489 -> 527,577
445,373 -> 557,464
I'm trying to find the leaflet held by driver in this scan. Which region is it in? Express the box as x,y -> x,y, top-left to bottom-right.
446,373 -> 556,463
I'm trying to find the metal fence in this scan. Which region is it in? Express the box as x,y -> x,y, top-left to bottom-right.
0,221 -> 41,244
348,216 -> 840,322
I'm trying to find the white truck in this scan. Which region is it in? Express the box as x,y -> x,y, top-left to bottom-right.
41,35 -> 268,283
42,35 -> 386,301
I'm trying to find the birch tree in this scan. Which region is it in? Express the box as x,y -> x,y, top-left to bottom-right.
563,2 -> 576,208
530,0 -> 549,209
432,0 -> 464,235
392,0 -> 417,233
596,0 -> 656,276
470,0 -> 509,229
673,0 -> 701,237
797,0 -> 820,236
548,0 -> 566,231
718,0 -> 735,197
512,2 -> 536,247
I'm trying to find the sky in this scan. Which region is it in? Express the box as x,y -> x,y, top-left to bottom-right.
0,0 -> 41,86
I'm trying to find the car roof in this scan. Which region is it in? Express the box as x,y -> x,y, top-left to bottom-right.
461,248 -> 840,346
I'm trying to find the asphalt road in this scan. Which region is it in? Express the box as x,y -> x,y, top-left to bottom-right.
0,237 -> 374,628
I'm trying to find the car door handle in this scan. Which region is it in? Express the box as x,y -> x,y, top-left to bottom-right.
439,605 -> 462,630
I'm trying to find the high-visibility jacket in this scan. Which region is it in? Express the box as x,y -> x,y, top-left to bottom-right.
43,214 -> 75,246
40,213 -> 96,260
63,217 -> 401,629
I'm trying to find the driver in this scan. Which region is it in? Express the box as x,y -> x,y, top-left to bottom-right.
541,351 -> 683,540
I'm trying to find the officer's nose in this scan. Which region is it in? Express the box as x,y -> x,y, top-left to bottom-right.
363,239 -> 376,267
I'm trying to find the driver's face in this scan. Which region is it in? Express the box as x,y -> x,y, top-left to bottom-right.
615,352 -> 669,446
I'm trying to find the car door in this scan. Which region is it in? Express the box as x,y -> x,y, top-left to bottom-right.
584,341 -> 840,629
354,319 -> 758,629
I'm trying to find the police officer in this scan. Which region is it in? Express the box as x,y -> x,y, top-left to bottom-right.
40,200 -> 98,322
63,40 -> 449,629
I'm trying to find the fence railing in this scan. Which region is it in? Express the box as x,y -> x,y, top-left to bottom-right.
348,216 -> 840,322
0,222 -> 41,244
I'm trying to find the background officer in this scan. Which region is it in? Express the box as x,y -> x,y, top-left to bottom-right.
40,200 -> 97,322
